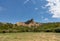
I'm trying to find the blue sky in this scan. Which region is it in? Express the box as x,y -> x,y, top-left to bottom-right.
0,0 -> 60,23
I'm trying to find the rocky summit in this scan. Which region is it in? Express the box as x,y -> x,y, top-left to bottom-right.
16,19 -> 40,27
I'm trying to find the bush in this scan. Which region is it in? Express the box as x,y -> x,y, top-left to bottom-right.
0,22 -> 60,33
54,28 -> 60,33
44,29 -> 52,32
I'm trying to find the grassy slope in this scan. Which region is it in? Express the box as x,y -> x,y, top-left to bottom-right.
0,32 -> 60,41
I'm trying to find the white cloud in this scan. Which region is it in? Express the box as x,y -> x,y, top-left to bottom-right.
41,6 -> 46,9
44,18 -> 48,21
31,0 -> 36,4
24,0 -> 36,4
35,8 -> 38,10
45,0 -> 60,18
41,16 -> 44,19
24,0 -> 29,4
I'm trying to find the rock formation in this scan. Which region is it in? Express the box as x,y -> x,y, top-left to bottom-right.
16,19 -> 40,27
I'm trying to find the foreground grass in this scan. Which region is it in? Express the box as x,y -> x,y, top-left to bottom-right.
0,32 -> 60,41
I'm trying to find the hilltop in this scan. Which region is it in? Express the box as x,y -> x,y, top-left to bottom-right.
0,19 -> 60,33
16,19 -> 41,27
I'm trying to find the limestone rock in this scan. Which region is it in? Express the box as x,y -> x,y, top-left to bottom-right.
16,19 -> 40,27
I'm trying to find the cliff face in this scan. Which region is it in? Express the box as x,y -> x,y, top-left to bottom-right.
16,19 -> 40,27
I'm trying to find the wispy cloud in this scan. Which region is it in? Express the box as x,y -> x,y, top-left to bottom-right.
44,18 -> 48,21
35,7 -> 38,10
0,6 -> 3,11
41,16 -> 44,19
0,6 -> 6,11
31,0 -> 36,4
24,0 -> 29,4
45,0 -> 60,18
24,0 -> 36,4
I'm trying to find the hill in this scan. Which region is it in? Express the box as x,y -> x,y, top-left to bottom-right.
0,19 -> 60,33
16,19 -> 41,27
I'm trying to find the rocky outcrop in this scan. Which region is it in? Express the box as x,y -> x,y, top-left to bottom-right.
16,19 -> 40,27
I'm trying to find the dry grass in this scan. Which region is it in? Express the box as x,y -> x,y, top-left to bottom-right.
0,32 -> 60,41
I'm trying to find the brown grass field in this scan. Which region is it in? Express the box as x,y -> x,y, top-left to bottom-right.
0,32 -> 60,41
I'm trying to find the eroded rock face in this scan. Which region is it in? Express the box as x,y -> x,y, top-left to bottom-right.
25,19 -> 34,24
16,19 -> 40,27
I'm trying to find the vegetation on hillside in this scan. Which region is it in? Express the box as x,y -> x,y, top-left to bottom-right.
0,22 -> 60,33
